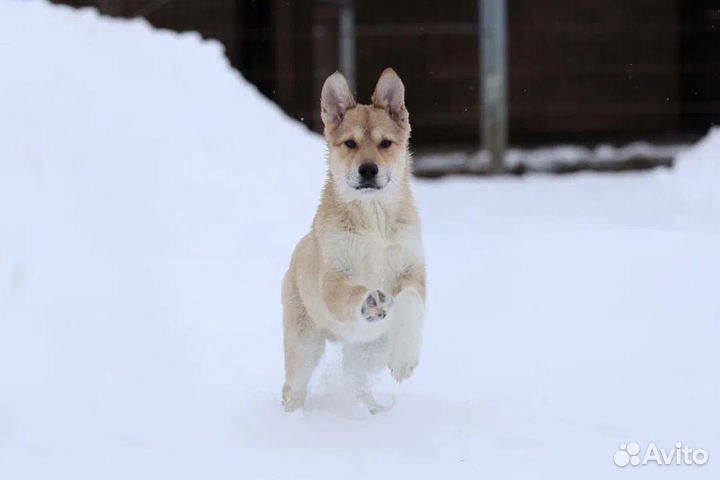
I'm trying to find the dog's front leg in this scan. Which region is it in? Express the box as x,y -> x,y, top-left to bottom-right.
321,270 -> 393,323
388,270 -> 426,382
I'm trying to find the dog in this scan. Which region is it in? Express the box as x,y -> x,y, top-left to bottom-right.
281,69 -> 426,413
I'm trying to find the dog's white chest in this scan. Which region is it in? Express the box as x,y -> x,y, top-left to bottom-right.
329,228 -> 417,291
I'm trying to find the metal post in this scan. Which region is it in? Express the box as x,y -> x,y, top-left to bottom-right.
338,0 -> 356,91
479,0 -> 508,173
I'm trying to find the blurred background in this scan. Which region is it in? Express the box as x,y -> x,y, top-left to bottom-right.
53,0 -> 720,174
2,2 -> 720,478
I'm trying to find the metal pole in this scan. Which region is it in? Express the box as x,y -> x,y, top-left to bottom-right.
339,0 -> 356,91
479,0 -> 508,173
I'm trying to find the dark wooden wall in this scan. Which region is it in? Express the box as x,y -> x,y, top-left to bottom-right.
351,0 -> 697,145
52,0 -> 720,148
355,0 -> 479,145
679,0 -> 720,131
509,0 -> 680,143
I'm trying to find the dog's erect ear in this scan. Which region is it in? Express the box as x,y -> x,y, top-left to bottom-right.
372,68 -> 408,125
321,72 -> 356,128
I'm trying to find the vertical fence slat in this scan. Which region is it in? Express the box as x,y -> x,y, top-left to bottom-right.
479,0 -> 508,173
338,0 -> 356,91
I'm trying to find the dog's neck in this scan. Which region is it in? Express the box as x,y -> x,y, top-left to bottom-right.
318,168 -> 415,236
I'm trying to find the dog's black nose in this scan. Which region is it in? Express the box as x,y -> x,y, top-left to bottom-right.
358,163 -> 379,181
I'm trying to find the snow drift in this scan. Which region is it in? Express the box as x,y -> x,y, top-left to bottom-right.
0,2 -> 718,479
674,126 -> 720,213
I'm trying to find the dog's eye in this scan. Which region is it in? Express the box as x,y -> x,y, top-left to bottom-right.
344,140 -> 357,149
379,139 -> 392,149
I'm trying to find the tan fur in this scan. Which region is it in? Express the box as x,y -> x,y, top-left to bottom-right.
282,69 -> 426,413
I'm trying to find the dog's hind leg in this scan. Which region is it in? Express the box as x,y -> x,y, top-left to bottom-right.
342,337 -> 391,414
282,290 -> 325,412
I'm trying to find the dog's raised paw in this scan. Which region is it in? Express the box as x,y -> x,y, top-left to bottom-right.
361,290 -> 393,322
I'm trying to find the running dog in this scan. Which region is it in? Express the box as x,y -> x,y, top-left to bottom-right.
282,69 -> 426,413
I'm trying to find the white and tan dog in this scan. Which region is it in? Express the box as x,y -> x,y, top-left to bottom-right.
282,69 -> 426,413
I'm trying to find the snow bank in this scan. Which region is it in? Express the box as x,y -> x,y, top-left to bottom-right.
1,2 -> 719,480
674,126 -> 720,212
417,142 -> 686,173
0,1 -> 324,475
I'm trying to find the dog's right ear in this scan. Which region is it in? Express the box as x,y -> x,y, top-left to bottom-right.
321,72 -> 355,128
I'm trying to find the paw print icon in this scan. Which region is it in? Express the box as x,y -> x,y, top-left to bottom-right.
614,442 -> 641,467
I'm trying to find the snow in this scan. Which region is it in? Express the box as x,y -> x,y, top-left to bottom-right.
0,1 -> 718,479
674,126 -> 720,214
417,142 -> 687,173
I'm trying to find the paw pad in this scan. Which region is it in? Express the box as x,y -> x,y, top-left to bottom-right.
361,290 -> 393,322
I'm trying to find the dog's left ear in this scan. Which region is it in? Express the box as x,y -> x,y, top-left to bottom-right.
372,68 -> 408,125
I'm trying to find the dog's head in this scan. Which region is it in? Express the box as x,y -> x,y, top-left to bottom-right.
320,69 -> 411,201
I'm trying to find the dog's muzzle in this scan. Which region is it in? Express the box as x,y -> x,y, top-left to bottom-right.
355,182 -> 381,191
